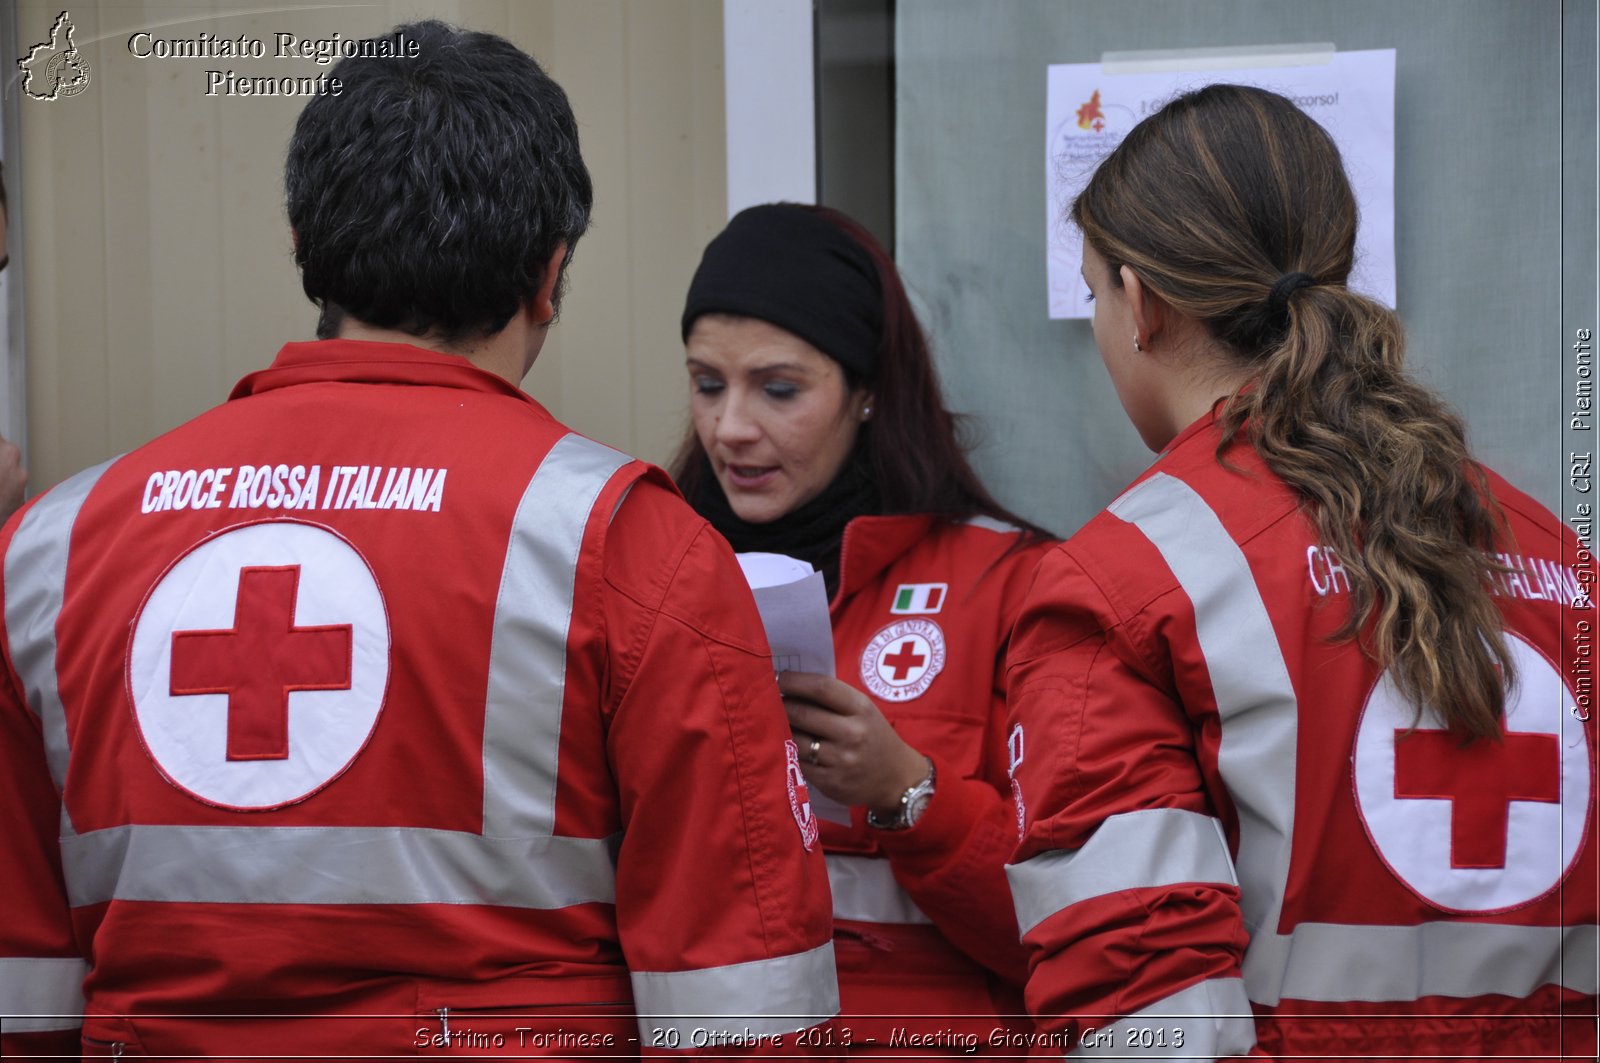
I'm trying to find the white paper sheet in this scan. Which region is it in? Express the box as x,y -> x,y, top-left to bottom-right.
737,552 -> 837,676
736,552 -> 850,823
1045,48 -> 1396,319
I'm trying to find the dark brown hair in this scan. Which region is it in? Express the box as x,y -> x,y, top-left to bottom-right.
1073,84 -> 1512,740
671,204 -> 1048,538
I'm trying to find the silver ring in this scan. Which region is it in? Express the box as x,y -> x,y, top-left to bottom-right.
807,738 -> 821,765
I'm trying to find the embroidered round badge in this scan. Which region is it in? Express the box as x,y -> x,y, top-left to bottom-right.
1351,632 -> 1590,913
127,520 -> 391,811
783,740 -> 818,851
859,618 -> 947,702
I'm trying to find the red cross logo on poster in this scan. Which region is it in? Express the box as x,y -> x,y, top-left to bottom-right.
128,521 -> 390,810
1353,633 -> 1590,913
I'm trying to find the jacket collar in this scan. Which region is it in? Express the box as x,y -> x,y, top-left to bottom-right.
1160,402 -> 1224,458
230,339 -> 535,405
833,513 -> 938,608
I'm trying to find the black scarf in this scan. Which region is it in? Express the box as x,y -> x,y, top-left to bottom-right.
685,452 -> 880,595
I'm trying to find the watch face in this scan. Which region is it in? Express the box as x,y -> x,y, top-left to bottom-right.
904,790 -> 934,828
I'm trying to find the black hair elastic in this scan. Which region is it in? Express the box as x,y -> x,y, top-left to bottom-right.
1267,271 -> 1317,320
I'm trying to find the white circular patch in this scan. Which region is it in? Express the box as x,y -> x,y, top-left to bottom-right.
860,618 -> 946,702
128,520 -> 390,810
1352,633 -> 1590,913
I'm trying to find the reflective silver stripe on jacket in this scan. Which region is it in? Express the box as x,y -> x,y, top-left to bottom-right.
1270,921 -> 1597,1000
12,436 -> 635,908
1109,471 -> 1596,1005
61,825 -> 619,908
4,460 -> 116,797
0,957 -> 88,1033
1069,977 -> 1257,1060
630,942 -> 840,1041
1008,808 -> 1236,936
1109,473 -> 1299,956
483,434 -> 629,839
826,853 -> 932,925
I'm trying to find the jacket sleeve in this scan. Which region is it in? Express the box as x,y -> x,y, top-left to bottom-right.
601,485 -> 837,1054
0,513 -> 87,1059
873,538 -> 1055,986
874,762 -> 1030,984
1004,545 -> 1263,1060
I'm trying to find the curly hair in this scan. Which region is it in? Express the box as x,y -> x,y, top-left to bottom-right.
285,20 -> 592,343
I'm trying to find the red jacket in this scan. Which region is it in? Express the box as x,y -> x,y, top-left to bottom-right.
821,514 -> 1051,1045
1006,411 -> 1598,1060
0,340 -> 836,1058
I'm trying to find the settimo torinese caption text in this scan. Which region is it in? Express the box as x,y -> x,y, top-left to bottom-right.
126,29 -> 418,97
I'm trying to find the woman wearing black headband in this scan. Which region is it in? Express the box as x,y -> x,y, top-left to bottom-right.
675,203 -> 1052,1052
1007,84 -> 1595,1058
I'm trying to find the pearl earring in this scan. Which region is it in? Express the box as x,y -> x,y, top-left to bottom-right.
861,405 -> 874,421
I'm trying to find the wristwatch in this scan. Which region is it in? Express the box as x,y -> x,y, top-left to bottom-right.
867,758 -> 936,831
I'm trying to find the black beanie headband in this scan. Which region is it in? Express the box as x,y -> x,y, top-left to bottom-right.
681,204 -> 884,378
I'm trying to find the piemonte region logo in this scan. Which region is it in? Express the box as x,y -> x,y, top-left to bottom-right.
1067,88 -> 1137,139
1076,89 -> 1107,132
19,11 -> 92,101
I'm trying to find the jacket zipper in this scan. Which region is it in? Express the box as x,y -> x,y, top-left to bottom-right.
84,1036 -> 126,1058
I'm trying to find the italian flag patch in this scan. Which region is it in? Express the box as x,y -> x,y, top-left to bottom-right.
891,582 -> 947,615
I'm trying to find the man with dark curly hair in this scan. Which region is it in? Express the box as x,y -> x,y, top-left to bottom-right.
0,21 -> 836,1058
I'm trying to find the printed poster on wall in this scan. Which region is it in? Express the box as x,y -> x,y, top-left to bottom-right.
1046,49 -> 1397,319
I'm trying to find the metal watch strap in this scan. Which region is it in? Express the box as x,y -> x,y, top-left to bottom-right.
867,757 -> 936,831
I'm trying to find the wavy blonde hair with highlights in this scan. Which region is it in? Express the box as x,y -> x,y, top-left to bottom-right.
1072,84 -> 1513,740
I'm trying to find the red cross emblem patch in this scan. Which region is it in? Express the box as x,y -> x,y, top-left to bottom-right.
128,520 -> 390,810
1352,633 -> 1590,913
783,740 -> 818,851
860,618 -> 946,701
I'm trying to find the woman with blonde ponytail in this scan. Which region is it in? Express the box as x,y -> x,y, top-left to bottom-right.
1005,84 -> 1596,1060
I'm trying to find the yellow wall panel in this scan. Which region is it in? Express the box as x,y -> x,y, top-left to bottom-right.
15,0 -> 724,493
